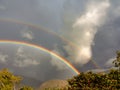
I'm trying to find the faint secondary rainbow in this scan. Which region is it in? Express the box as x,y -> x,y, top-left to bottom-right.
0,18 -> 100,69
0,18 -> 58,37
0,40 -> 80,74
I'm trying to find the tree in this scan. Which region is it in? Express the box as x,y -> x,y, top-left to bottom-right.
0,68 -> 33,90
67,69 -> 120,89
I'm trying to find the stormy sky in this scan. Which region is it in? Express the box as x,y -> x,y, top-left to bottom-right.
0,0 -> 120,87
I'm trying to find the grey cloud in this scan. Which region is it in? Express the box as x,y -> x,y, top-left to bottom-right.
88,68 -> 109,73
0,52 -> 8,63
92,0 -> 120,67
0,0 -> 65,32
21,26 -> 34,40
50,49 -> 69,70
0,5 -> 6,10
105,57 -> 115,68
14,46 -> 40,67
0,43 -> 77,88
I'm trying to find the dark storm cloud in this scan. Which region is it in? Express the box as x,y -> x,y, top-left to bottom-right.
0,0 -> 120,76
0,0 -> 65,32
92,0 -> 120,68
0,21 -> 65,50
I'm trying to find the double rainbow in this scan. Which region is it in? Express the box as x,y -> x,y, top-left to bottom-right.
0,18 -> 101,74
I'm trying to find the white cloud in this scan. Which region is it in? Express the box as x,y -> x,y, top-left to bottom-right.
63,0 -> 110,65
14,47 -> 40,67
105,57 -> 115,67
16,46 -> 25,57
14,58 -> 40,67
21,27 -> 34,40
88,68 -> 109,73
0,53 -> 8,63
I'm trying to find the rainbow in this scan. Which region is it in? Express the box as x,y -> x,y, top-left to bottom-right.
0,40 -> 80,74
0,18 -> 100,69
0,18 -> 58,37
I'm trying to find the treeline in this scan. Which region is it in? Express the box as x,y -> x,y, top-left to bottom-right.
67,69 -> 120,90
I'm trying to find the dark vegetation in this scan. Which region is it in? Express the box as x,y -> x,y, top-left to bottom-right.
0,51 -> 120,90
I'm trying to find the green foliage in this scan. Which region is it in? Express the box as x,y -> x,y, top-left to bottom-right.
0,68 -> 33,90
0,68 -> 22,90
67,70 -> 120,90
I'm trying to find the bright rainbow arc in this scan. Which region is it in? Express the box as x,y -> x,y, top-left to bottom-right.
0,18 -> 101,69
0,40 -> 80,74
